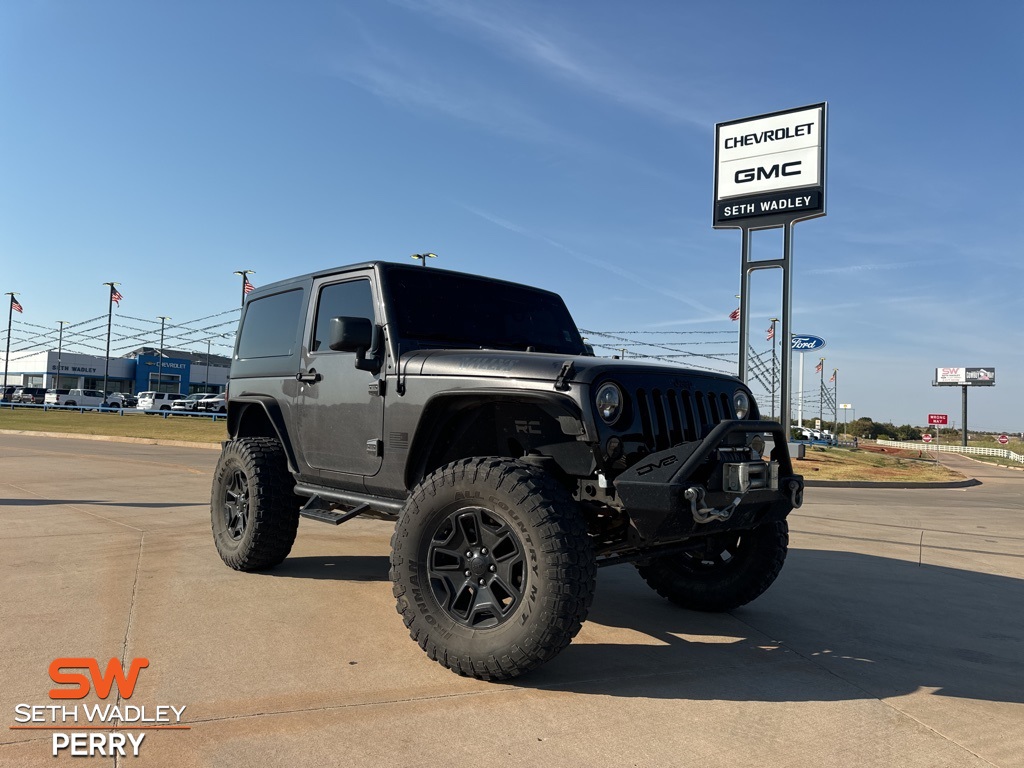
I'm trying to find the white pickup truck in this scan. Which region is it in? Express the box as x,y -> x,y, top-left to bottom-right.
45,389 -> 123,409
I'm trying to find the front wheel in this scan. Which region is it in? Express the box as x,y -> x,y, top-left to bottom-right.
211,437 -> 299,571
391,457 -> 596,680
636,520 -> 789,612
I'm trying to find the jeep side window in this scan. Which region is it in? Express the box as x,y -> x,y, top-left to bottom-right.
311,279 -> 375,352
237,289 -> 304,359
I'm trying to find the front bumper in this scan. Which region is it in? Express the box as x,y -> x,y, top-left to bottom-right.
613,420 -> 803,544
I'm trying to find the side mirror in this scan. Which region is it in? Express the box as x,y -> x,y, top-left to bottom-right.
328,317 -> 372,352
328,317 -> 380,372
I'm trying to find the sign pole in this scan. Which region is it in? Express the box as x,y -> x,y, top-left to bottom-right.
962,385 -> 968,447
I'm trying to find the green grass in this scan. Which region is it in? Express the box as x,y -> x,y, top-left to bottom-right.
0,407 -> 226,443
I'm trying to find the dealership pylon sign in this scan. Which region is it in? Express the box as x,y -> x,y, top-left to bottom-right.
713,103 -> 828,438
714,103 -> 827,228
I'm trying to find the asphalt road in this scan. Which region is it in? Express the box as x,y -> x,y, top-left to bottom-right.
1,435 -> 1022,767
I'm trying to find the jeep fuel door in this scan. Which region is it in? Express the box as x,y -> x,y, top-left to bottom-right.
295,276 -> 385,478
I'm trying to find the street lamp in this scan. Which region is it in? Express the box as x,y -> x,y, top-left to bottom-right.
411,252 -> 437,267
233,270 -> 255,306
157,316 -> 171,394
769,317 -> 779,420
56,321 -> 69,389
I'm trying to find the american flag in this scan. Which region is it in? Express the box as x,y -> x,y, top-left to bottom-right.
243,277 -> 255,294
829,370 -> 836,383
766,325 -> 775,341
11,296 -> 23,313
815,360 -> 823,373
111,286 -> 123,306
729,308 -> 740,321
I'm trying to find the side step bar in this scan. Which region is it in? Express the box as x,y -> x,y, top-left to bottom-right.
294,483 -> 406,526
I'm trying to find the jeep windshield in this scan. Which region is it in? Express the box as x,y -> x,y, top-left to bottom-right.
382,266 -> 585,354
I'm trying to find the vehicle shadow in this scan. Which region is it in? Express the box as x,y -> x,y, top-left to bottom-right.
516,548 -> 1024,706
266,554 -> 391,582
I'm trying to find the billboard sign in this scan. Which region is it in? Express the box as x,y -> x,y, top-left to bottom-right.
933,367 -> 996,386
714,103 -> 827,227
791,334 -> 826,351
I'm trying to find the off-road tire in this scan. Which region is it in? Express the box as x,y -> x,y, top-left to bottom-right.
211,437 -> 299,571
391,457 -> 596,680
636,520 -> 788,612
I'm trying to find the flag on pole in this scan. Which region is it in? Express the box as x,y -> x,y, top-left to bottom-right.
11,296 -> 23,313
243,277 -> 255,294
729,308 -> 740,321
111,286 -> 123,306
815,360 -> 823,373
766,325 -> 775,341
829,370 -> 836,383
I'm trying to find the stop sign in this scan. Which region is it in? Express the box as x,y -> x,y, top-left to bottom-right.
922,434 -> 933,443
998,434 -> 1009,445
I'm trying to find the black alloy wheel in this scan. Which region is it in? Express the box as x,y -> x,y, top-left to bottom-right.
426,506 -> 526,629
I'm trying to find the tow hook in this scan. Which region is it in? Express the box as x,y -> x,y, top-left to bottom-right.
787,479 -> 804,509
684,487 -> 742,524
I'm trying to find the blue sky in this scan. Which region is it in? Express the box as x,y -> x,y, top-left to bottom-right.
1,0 -> 1021,431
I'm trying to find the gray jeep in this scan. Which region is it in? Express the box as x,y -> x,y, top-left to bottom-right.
211,262 -> 803,679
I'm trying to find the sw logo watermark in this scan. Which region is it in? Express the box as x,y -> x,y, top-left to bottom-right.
9,657 -> 189,758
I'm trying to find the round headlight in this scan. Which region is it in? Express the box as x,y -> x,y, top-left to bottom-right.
595,382 -> 623,424
733,390 -> 751,419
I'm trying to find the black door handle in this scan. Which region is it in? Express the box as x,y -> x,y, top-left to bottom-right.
296,370 -> 322,384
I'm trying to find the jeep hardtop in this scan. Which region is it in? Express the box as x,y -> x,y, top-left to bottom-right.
211,261 -> 803,679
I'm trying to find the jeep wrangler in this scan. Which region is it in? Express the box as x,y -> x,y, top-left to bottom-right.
211,262 -> 803,680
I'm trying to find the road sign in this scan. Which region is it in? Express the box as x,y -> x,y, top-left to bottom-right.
928,414 -> 948,425
998,434 -> 1009,445
922,434 -> 933,443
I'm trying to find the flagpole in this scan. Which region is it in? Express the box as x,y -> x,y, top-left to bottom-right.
101,282 -> 119,405
234,270 -> 255,307
769,318 -> 778,420
832,369 -> 838,437
56,321 -> 69,389
818,357 -> 825,425
3,293 -> 17,397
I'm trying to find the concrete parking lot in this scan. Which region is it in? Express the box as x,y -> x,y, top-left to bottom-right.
1,434 -> 1022,767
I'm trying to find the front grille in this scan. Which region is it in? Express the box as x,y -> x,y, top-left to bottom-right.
634,388 -> 732,451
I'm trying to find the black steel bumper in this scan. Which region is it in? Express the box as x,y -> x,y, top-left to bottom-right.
613,420 -> 804,544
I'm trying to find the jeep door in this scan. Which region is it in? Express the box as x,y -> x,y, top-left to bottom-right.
295,274 -> 384,478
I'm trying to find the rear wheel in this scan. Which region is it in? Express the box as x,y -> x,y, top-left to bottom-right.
636,520 -> 789,612
391,457 -> 595,680
211,437 -> 299,571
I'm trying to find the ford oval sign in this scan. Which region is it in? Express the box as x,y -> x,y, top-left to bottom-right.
791,334 -> 826,351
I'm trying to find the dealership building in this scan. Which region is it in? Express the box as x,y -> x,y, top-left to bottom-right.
0,347 -> 230,395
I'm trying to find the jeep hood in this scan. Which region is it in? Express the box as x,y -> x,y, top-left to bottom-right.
401,349 -> 743,388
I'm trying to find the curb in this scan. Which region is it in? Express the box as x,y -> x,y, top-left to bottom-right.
805,478 -> 981,489
0,429 -> 221,450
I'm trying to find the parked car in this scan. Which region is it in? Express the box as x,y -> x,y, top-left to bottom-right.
197,394 -> 226,413
14,387 -> 48,404
113,393 -> 138,408
136,391 -> 185,411
44,389 -> 116,408
171,392 -> 216,412
1,385 -> 16,402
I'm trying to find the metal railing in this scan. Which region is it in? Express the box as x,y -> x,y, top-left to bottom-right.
0,401 -> 225,420
876,438 -> 1023,463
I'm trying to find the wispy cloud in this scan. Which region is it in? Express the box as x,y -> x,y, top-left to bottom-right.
391,0 -> 711,129
461,203 -> 722,318
806,260 -> 932,276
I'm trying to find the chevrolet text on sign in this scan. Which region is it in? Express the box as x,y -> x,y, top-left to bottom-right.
714,103 -> 826,226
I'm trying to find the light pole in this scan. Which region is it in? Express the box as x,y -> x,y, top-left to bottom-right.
56,320 -> 69,389
768,317 -> 779,420
411,252 -> 437,267
157,316 -> 171,394
233,270 -> 255,307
